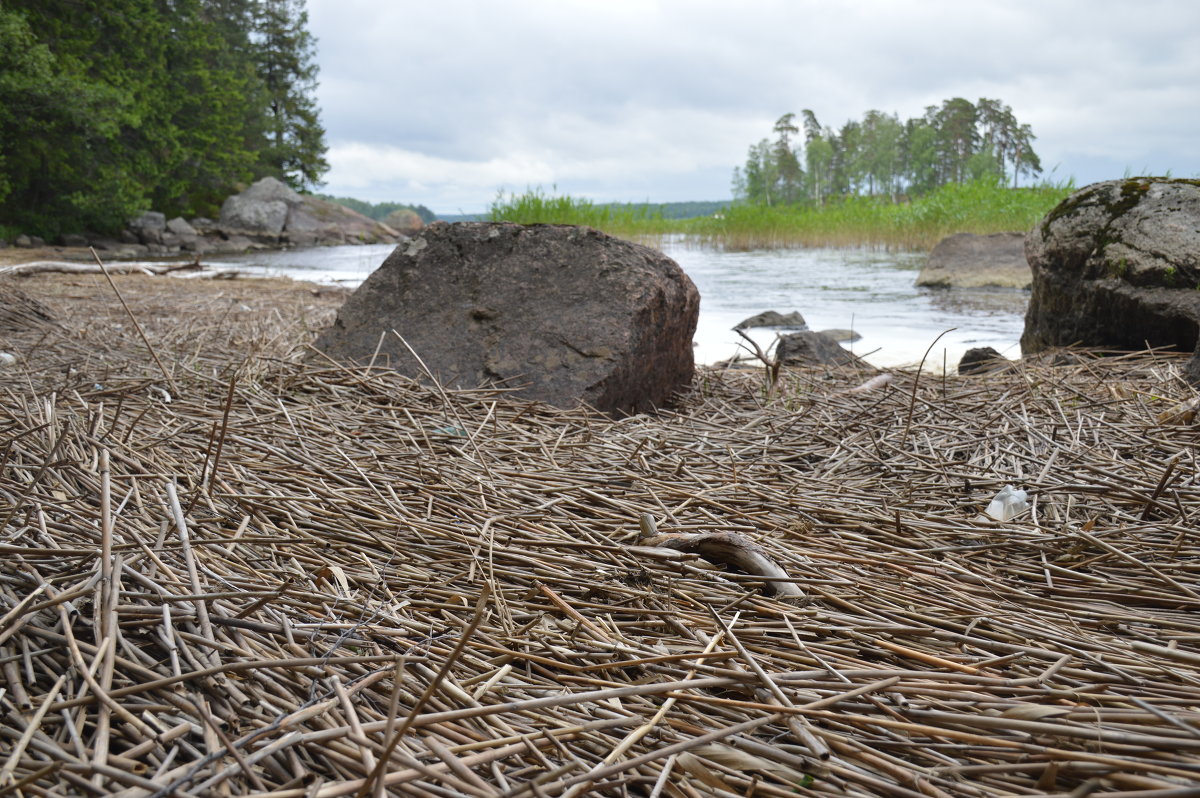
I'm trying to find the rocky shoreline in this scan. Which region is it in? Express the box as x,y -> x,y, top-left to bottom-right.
0,176 -> 407,262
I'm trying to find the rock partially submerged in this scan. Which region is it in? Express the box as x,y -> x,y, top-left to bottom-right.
819,328 -> 862,343
916,232 -> 1031,289
957,346 -> 1009,375
314,222 -> 700,416
1020,178 -> 1200,382
734,310 -> 807,330
775,331 -> 861,367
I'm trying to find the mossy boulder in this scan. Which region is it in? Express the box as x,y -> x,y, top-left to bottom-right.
1021,178 -> 1200,382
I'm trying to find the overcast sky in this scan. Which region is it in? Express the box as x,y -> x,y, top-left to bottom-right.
307,0 -> 1200,215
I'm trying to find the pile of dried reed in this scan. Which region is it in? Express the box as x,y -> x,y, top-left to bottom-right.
2,272 -> 1200,797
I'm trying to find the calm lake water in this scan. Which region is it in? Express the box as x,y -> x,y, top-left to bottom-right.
212,239 -> 1028,369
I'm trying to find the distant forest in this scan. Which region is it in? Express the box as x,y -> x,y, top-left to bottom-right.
0,0 -> 328,237
734,98 -> 1043,206
320,196 -> 437,224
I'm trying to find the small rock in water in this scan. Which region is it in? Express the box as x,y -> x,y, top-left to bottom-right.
776,331 -> 859,367
818,328 -> 862,343
958,346 -> 1007,375
733,310 -> 807,330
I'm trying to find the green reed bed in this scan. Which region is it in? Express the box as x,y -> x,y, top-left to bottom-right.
490,178 -> 1072,250
488,188 -> 677,239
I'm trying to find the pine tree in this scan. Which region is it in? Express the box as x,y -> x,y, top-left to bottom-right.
253,0 -> 329,190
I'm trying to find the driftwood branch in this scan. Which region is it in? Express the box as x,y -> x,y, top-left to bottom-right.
639,514 -> 806,602
0,260 -> 239,279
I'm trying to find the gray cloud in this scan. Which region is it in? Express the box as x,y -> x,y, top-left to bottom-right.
309,0 -> 1200,213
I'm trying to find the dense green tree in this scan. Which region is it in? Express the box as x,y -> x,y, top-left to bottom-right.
860,110 -> 902,198
0,0 -> 329,236
0,5 -> 141,235
829,119 -> 862,196
771,113 -> 804,205
734,140 -> 780,205
800,110 -> 833,205
1009,122 -> 1043,186
900,117 -> 939,195
254,0 -> 328,190
931,98 -> 980,185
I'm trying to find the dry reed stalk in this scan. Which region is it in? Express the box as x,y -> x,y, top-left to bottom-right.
3,273 -> 1200,795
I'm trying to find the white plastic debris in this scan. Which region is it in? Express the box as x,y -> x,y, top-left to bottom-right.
981,485 -> 1029,521
0,352 -> 16,369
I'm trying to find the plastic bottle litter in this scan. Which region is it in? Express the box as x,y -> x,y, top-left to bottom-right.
981,485 -> 1028,521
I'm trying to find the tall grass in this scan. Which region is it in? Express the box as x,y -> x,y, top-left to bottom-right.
488,188 -> 676,238
489,178 -> 1074,250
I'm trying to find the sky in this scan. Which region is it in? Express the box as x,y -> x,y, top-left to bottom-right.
307,0 -> 1200,215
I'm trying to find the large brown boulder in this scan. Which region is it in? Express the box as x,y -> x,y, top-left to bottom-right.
314,222 -> 700,415
1021,178 -> 1200,381
916,232 -> 1030,288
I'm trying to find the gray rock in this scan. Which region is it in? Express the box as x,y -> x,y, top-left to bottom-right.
957,346 -> 1009,375
382,208 -> 424,235
734,310 -> 807,330
818,328 -> 863,343
129,211 -> 166,233
189,217 -> 217,234
916,232 -> 1030,289
314,222 -> 700,416
217,177 -> 398,245
0,238 -> 8,249
29,235 -> 44,247
1021,178 -> 1200,381
119,229 -> 140,245
129,211 -> 167,245
208,234 -> 259,253
219,177 -> 296,238
91,240 -> 148,258
166,217 -> 198,237
60,233 -> 88,247
14,235 -> 32,248
283,195 -> 401,246
775,331 -> 860,367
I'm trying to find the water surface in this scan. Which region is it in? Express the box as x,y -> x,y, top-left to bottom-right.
212,240 -> 1027,370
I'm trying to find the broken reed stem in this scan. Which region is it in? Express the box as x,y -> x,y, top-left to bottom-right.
3,273 -> 1200,797
165,481 -> 217,669
901,327 -> 954,445
706,606 -> 830,761
360,583 -> 492,798
90,247 -> 178,395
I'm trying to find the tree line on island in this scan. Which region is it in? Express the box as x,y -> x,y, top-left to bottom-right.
0,0 -> 426,242
734,98 -> 1044,206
